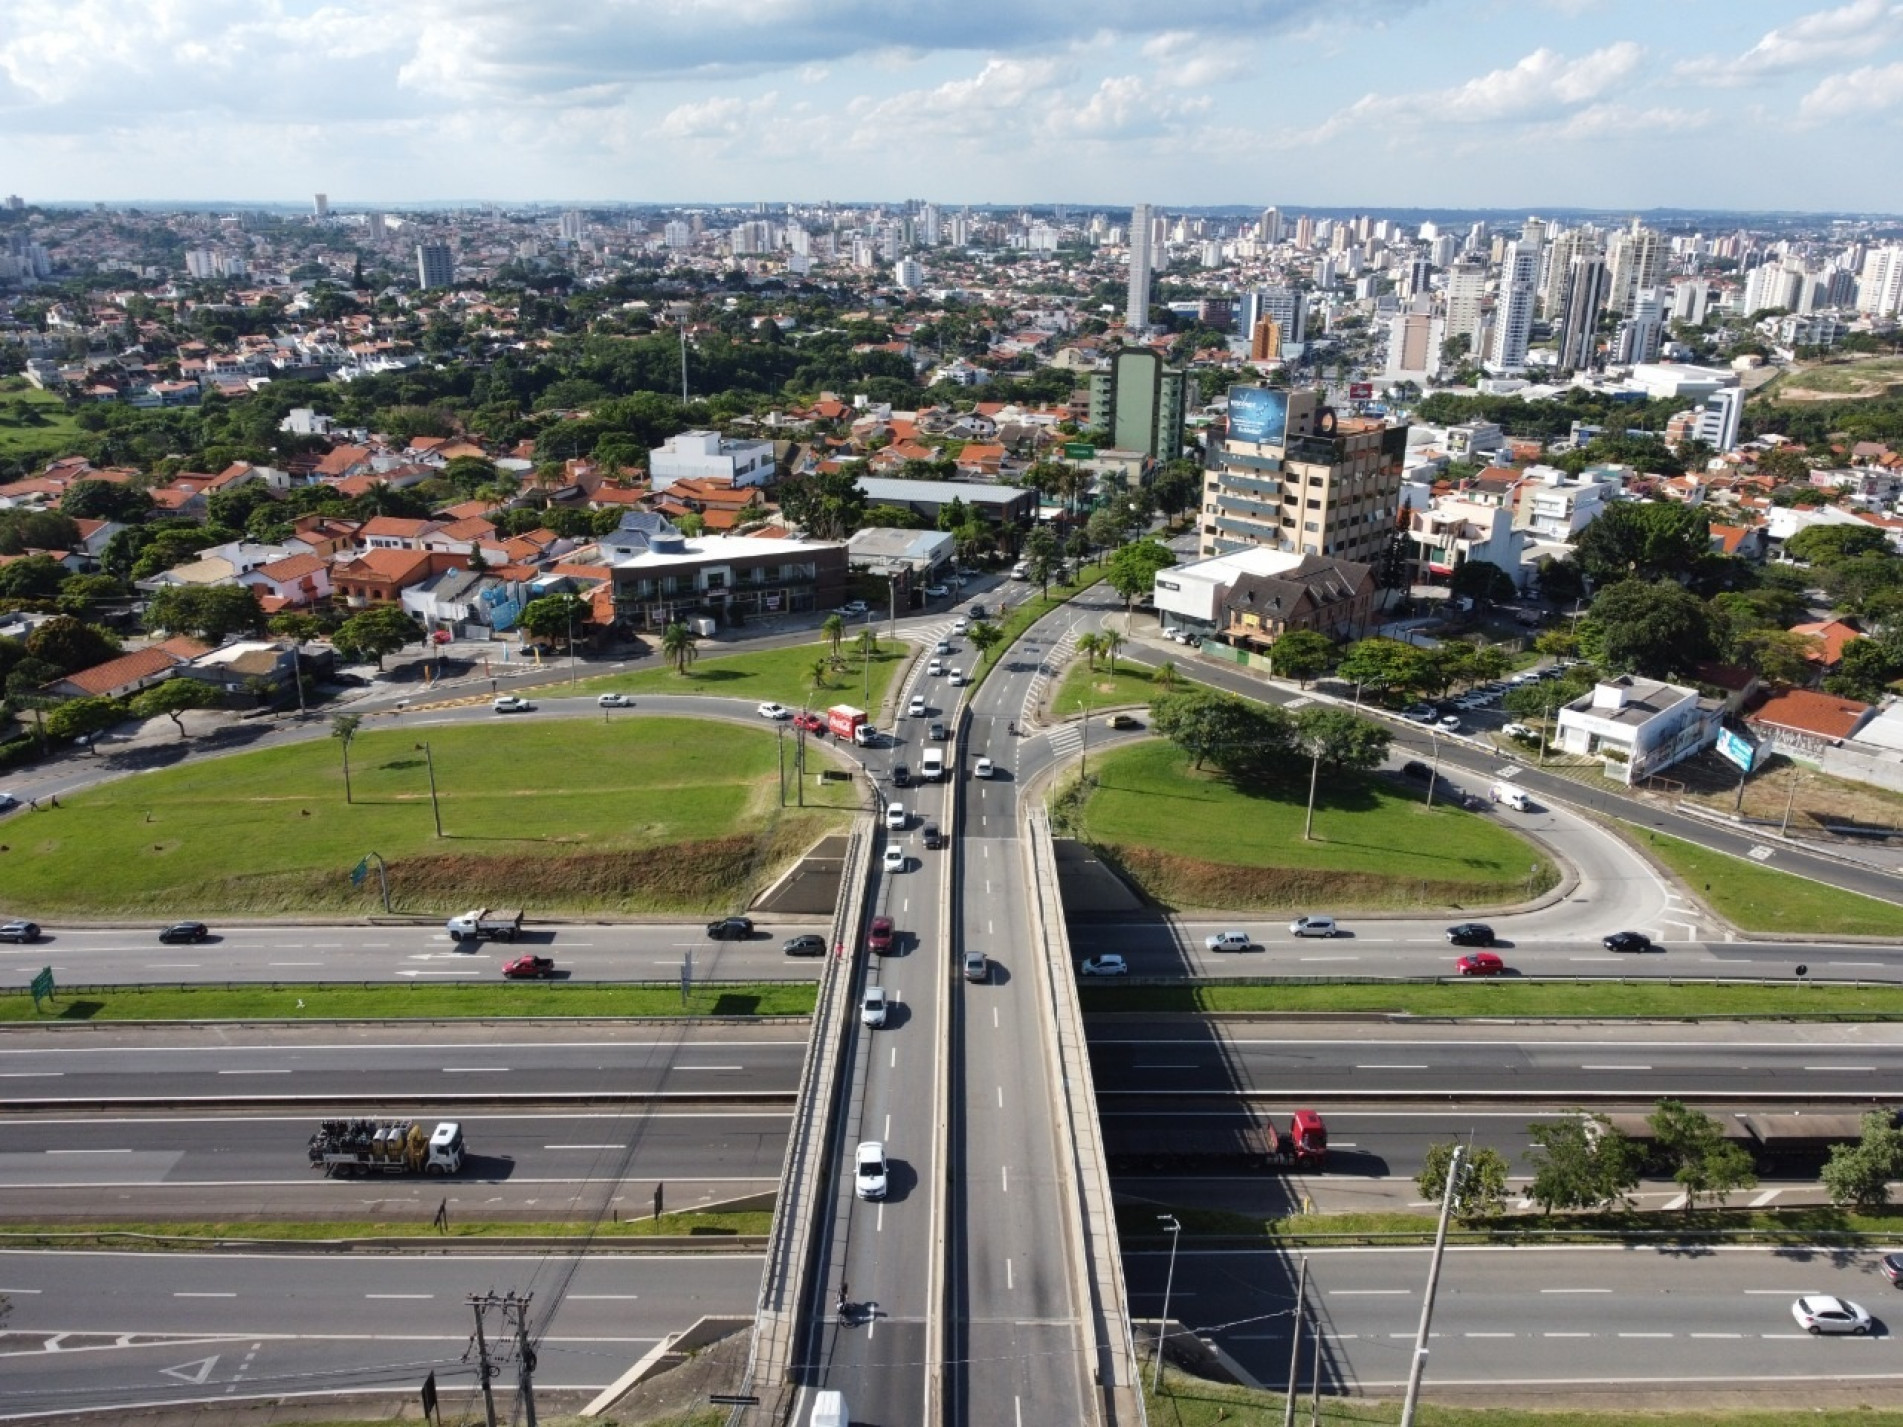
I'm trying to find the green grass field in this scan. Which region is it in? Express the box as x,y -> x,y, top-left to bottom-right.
1079,978 -> 1903,1018
1774,356 -> 1903,397
1,980 -> 817,1023
579,638 -> 909,714
3,716 -> 855,917
1068,740 -> 1555,911
0,381 -> 83,459
1052,659 -> 1166,715
1633,825 -> 1903,937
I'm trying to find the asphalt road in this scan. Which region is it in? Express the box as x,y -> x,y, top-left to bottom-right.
1089,1021 -> 1903,1102
0,1248 -> 764,1420
0,1107 -> 789,1221
0,1023 -> 806,1105
1075,916 -> 1903,984
0,918 -> 833,991
1124,1243 -> 1903,1396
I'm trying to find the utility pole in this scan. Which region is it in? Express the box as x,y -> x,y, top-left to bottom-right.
1424,729 -> 1440,810
1302,748 -> 1321,841
1151,1214 -> 1181,1393
567,603 -> 577,686
467,1295 -> 499,1427
1399,1145 -> 1463,1427
292,644 -> 306,717
1282,1255 -> 1309,1427
416,741 -> 443,837
1780,766 -> 1801,836
509,1293 -> 539,1427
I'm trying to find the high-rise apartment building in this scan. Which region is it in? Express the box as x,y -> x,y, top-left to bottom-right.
559,210 -> 585,242
1384,306 -> 1444,381
1692,387 -> 1744,453
415,243 -> 453,289
1237,288 -> 1306,347
1401,257 -> 1433,300
1857,245 -> 1903,316
1259,207 -> 1282,243
1201,386 -> 1408,563
1555,255 -> 1610,372
919,203 -> 941,246
1744,261 -> 1802,315
1294,214 -> 1316,250
1126,202 -> 1154,329
313,193 -> 328,219
1087,348 -> 1186,460
1606,220 -> 1663,314
1486,241 -> 1539,373
1612,289 -> 1664,366
1541,227 -> 1595,317
1671,278 -> 1710,325
1443,257 -> 1488,348
1249,318 -> 1283,362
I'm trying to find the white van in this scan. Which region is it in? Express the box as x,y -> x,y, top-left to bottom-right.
810,1390 -> 849,1427
1490,782 -> 1529,811
920,748 -> 945,782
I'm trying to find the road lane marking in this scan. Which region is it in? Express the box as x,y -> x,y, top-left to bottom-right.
269,962 -> 322,967
148,964 -> 201,969
890,1046 -> 897,1068
366,1294 -> 433,1300
1544,1332 -> 1592,1338
443,1068 -> 510,1073
175,1292 -> 235,1298
0,1073 -> 61,1078
877,1202 -> 884,1233
1355,1065 -> 1427,1071
997,1086 -> 1003,1108
1330,1289 -> 1409,1296
1692,1333 -> 1743,1339
1804,1066 -> 1877,1072
1301,956 -> 1360,962
45,1149 -> 131,1154
1618,1332 -> 1673,1338
675,1065 -> 743,1071
1465,1332 -> 1514,1338
545,1145 -> 624,1151
884,1114 -> 890,1140
1002,1165 -> 1008,1193
1580,1064 -> 1653,1071
218,1070 -> 290,1076
1132,1065 -> 1199,1070
569,1295 -> 640,1300
992,1007 -> 999,1029
1007,1258 -> 1014,1291
1540,1288 -> 1610,1294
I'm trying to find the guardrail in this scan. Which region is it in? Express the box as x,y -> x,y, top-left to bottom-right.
730,821 -> 874,1422
1077,972 -> 1903,990
1025,809 -> 1146,1427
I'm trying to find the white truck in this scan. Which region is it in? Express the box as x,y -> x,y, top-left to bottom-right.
309,1119 -> 466,1178
920,748 -> 944,782
445,907 -> 524,943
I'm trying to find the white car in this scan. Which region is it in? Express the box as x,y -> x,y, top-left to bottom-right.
596,692 -> 635,708
882,846 -> 907,873
854,1140 -> 889,1200
924,584 -> 949,599
757,702 -> 791,720
1289,915 -> 1339,938
492,695 -> 535,713
974,756 -> 994,778
861,986 -> 888,1028
885,802 -> 906,830
948,669 -> 966,687
1502,722 -> 1536,740
1204,930 -> 1254,952
840,601 -> 869,617
1079,954 -> 1128,976
0,791 -> 17,810
1437,715 -> 1462,732
952,618 -> 969,633
936,640 -> 953,656
928,660 -> 944,677
908,695 -> 927,717
1792,1295 -> 1871,1335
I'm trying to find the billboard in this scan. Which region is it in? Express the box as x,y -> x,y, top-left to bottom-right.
1714,727 -> 1758,774
1226,385 -> 1288,446
1348,381 -> 1374,400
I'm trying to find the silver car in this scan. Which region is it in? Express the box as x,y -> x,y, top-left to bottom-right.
1792,1295 -> 1872,1335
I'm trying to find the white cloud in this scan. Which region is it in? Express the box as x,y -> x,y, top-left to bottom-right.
654,92 -> 779,140
1548,103 -> 1712,140
1797,60 -> 1903,120
1140,30 -> 1251,86
1309,42 -> 1643,139
1675,0 -> 1903,85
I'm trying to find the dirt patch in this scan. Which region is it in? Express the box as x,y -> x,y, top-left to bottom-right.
1098,843 -> 1535,912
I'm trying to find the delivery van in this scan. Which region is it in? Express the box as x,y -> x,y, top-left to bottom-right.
1490,782 -> 1529,811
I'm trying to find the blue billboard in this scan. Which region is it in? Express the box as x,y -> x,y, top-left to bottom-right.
1227,385 -> 1288,446
1714,726 -> 1757,774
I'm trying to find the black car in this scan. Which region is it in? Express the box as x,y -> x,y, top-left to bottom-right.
929,722 -> 948,742
0,919 -> 41,943
892,763 -> 910,788
1446,922 -> 1496,947
1603,930 -> 1653,953
158,921 -> 209,944
782,934 -> 826,957
923,822 -> 944,850
1401,760 -> 1433,781
706,917 -> 755,941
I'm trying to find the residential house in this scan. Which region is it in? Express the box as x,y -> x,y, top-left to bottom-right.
1746,688 -> 1877,759
45,637 -> 211,700
1412,499 -> 1526,586
1789,618 -> 1864,674
1219,555 -> 1377,647
330,548 -> 464,608
1553,675 -> 1720,785
238,552 -> 332,612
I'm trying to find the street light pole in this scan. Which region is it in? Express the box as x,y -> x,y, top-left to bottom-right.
1302,747 -> 1321,841
1424,729 -> 1440,810
1151,1214 -> 1181,1394
1399,1145 -> 1463,1427
567,603 -> 576,686
415,741 -> 442,838
1282,1255 -> 1309,1427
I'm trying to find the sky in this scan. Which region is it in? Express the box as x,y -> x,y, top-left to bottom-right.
3,0 -> 1901,213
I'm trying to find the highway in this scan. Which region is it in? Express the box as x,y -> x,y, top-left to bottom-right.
0,918 -> 832,990
0,1023 -> 805,1104
1089,1021 -> 1903,1101
1073,916 -> 1903,983
0,1107 -> 787,1220
1124,1243 -> 1903,1396
0,1248 -> 763,1421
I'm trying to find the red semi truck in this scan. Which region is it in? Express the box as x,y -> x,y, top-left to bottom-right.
1103,1109 -> 1328,1172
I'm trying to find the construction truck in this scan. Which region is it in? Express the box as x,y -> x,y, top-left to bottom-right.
445,907 -> 523,943
309,1119 -> 466,1177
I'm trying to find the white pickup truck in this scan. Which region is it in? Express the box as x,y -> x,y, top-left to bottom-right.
445,908 -> 524,943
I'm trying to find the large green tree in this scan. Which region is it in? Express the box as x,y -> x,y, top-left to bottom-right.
1822,1110 -> 1903,1210
44,695 -> 123,749
1105,538 -> 1177,609
130,677 -> 224,739
331,605 -> 422,668
1647,1099 -> 1757,1214
1582,578 -> 1719,679
1525,1114 -> 1640,1214
1416,1142 -> 1512,1222
1269,629 -> 1335,688
1571,502 -> 1712,587
1293,706 -> 1390,774
144,584 -> 268,643
25,615 -> 118,674
517,593 -> 588,650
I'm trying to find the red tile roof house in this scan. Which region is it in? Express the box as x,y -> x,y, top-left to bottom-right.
238,553 -> 332,610
330,549 -> 467,608
358,516 -> 444,550
45,638 -> 211,700
1788,618 -> 1864,673
1745,688 -> 1878,759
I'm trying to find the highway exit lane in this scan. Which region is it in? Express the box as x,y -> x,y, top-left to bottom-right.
1124,1243 -> 1903,1395
0,1249 -> 764,1420
0,1023 -> 806,1104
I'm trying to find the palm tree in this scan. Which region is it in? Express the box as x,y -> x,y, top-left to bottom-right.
823,613 -> 845,659
810,657 -> 830,692
1077,632 -> 1103,671
1155,660 -> 1180,691
661,622 -> 698,675
1103,631 -> 1125,675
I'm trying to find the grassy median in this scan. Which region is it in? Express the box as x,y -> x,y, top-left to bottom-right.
578,637 -> 911,714
2,716 -> 853,917
1052,659 -> 1163,716
1062,740 -> 1556,912
968,567 -> 1108,692
1631,825 -> 1903,938
0,1211 -> 772,1245
1079,979 -> 1903,1017
0,980 -> 817,1023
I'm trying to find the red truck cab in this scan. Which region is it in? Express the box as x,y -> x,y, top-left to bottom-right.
1289,1109 -> 1328,1168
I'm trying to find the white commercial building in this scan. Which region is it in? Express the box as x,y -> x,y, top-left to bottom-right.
1412,498 -> 1526,585
647,430 -> 777,492
1627,364 -> 1735,401
1692,387 -> 1745,453
1152,547 -> 1318,634
1554,675 -> 1718,786
1514,465 -> 1617,541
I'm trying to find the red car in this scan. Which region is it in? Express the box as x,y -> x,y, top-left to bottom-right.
868,917 -> 894,955
502,954 -> 556,979
1456,951 -> 1505,977
792,711 -> 826,734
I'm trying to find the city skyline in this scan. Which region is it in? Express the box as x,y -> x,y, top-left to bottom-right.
4,0 -> 1903,211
